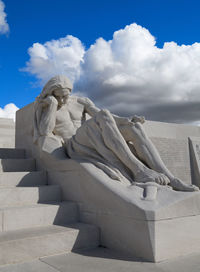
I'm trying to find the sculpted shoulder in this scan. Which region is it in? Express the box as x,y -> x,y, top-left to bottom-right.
76,96 -> 95,107
68,95 -> 93,104
67,95 -> 88,121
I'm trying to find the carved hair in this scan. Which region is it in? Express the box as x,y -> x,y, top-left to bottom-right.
40,75 -> 73,98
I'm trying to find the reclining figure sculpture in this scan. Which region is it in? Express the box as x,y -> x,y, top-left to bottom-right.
33,75 -> 199,192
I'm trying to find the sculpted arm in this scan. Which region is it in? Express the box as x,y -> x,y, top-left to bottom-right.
38,96 -> 58,136
78,97 -> 144,126
77,97 -> 100,117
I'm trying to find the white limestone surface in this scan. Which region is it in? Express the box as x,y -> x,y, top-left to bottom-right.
15,77 -> 200,262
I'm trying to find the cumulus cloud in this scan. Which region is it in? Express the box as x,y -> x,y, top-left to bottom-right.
24,23 -> 200,124
0,103 -> 19,120
24,35 -> 85,84
0,0 -> 9,34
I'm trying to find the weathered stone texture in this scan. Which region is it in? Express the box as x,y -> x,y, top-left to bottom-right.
151,137 -> 191,184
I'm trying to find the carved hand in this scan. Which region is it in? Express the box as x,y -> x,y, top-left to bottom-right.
42,96 -> 58,107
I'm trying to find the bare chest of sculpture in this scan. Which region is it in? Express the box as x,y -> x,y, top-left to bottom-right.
54,96 -> 85,140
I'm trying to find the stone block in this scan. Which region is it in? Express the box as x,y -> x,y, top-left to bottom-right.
0,171 -> 47,187
189,137 -> 200,188
0,129 -> 15,137
2,202 -> 78,231
0,185 -> 61,206
152,215 -> 200,261
0,158 -> 35,172
151,137 -> 192,184
0,223 -> 99,266
0,148 -> 25,159
0,139 -> 14,148
0,118 -> 14,127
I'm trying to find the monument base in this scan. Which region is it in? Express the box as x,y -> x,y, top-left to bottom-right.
46,160 -> 200,262
16,103 -> 200,262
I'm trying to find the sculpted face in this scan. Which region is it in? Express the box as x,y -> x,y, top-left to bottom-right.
53,88 -> 71,107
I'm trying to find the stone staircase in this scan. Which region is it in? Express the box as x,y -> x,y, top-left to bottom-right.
0,118 -> 99,266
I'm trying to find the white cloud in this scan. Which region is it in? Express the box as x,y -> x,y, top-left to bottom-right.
24,35 -> 85,84
0,103 -> 19,120
24,23 -> 200,124
0,0 -> 9,34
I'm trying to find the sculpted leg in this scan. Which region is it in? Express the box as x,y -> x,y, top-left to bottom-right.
95,110 -> 170,185
120,122 -> 173,177
120,122 -> 199,191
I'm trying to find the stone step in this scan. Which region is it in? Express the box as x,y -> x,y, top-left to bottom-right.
0,148 -> 25,159
0,171 -> 47,187
0,201 -> 78,232
0,185 -> 61,206
0,223 -> 99,266
0,158 -> 35,172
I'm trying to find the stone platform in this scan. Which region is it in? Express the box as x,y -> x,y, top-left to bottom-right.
14,104 -> 200,262
1,247 -> 200,272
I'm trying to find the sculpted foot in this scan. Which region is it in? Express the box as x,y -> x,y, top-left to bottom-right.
170,178 -> 199,192
134,168 -> 170,185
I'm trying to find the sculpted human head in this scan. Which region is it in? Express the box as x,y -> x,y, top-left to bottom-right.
53,88 -> 71,107
41,75 -> 73,107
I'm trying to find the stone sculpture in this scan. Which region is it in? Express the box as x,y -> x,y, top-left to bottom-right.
33,75 -> 198,192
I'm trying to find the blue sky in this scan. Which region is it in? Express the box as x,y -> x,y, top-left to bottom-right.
1,0 -> 200,123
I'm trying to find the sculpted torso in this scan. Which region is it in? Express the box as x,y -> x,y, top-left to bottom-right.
54,96 -> 86,141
